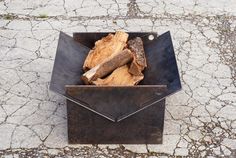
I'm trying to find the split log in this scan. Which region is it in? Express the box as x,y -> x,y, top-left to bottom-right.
83,31 -> 129,71
81,49 -> 133,84
92,65 -> 144,86
128,37 -> 147,75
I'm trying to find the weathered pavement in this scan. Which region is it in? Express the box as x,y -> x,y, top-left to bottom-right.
0,0 -> 236,157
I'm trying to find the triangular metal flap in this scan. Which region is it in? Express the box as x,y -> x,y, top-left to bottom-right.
66,85 -> 167,122
50,32 -> 90,95
141,31 -> 181,94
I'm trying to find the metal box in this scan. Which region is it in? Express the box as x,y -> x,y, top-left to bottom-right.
50,31 -> 181,144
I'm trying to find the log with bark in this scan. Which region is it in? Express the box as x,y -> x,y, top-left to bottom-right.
83,31 -> 129,71
128,37 -> 147,75
81,49 -> 133,84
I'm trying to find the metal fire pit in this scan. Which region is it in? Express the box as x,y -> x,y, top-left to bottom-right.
50,31 -> 181,144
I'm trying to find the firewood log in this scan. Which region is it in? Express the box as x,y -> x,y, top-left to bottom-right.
128,37 -> 147,75
83,31 -> 129,71
92,65 -> 144,86
81,49 -> 133,84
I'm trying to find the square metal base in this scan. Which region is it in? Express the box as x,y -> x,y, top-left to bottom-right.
67,99 -> 165,144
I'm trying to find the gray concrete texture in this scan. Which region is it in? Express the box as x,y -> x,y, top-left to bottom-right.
0,0 -> 236,157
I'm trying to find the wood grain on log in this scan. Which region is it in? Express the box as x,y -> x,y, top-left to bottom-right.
83,31 -> 129,71
81,49 -> 133,84
92,65 -> 144,86
128,37 -> 147,75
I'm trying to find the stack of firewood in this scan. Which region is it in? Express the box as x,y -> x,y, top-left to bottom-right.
81,31 -> 147,85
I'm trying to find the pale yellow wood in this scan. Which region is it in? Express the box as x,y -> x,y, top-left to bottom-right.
92,65 -> 144,86
83,31 -> 129,71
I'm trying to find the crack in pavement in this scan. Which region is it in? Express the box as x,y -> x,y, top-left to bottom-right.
0,0 -> 236,157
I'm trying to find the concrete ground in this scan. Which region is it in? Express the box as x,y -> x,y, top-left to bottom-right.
0,0 -> 236,157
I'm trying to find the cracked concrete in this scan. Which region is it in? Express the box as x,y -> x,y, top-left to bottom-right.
0,0 -> 236,157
